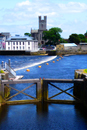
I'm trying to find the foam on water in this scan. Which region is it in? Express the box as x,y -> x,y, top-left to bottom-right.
14,56 -> 57,71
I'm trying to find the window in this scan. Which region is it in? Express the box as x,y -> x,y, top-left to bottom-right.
20,46 -> 21,50
8,42 -> 10,45
16,42 -> 18,45
28,42 -> 30,45
13,42 -> 15,45
23,42 -> 24,45
16,47 -> 18,50
8,47 -> 10,50
41,24 -> 43,28
13,47 -> 15,50
20,42 -> 21,45
23,46 -> 24,50
40,34 -> 42,40
28,47 -> 30,50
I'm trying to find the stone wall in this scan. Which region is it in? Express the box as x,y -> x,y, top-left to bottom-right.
0,72 -> 10,106
74,69 -> 87,108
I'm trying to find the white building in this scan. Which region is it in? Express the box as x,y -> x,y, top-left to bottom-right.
5,35 -> 38,51
0,33 -> 6,50
61,43 -> 77,50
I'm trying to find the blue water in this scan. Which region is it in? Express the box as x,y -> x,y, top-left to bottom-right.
0,54 -> 87,130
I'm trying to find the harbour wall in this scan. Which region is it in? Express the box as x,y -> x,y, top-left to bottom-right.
0,50 -> 87,55
0,72 -> 10,106
74,69 -> 87,108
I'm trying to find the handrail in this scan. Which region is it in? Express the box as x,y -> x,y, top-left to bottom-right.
5,62 -> 16,77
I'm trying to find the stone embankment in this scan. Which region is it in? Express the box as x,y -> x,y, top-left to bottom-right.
74,69 -> 87,108
0,72 -> 10,106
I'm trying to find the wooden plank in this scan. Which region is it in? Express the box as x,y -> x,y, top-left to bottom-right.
45,99 -> 81,104
5,84 -> 36,101
43,79 -> 84,83
6,99 -> 40,105
1,79 -> 40,84
36,80 -> 42,101
43,80 -> 48,101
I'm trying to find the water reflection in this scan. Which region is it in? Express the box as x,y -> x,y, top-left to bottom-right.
0,103 -> 87,130
0,105 -> 8,124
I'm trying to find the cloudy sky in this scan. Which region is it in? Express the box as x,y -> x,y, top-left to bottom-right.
0,0 -> 87,38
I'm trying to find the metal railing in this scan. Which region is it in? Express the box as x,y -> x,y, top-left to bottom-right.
5,63 -> 16,78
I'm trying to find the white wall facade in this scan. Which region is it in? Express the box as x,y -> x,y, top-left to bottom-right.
6,40 -> 38,51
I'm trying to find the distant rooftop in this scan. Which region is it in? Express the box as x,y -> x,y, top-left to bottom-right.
60,43 -> 77,47
31,30 -> 38,33
7,35 -> 33,41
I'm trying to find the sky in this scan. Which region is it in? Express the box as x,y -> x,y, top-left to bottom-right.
0,0 -> 87,38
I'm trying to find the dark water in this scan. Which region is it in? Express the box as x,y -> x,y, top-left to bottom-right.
0,55 -> 87,130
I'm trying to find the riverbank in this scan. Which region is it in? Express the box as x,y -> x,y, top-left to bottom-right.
0,50 -> 87,56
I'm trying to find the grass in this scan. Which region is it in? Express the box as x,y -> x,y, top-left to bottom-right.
0,70 -> 5,73
83,69 -> 87,73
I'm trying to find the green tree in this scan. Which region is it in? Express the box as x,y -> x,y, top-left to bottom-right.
24,33 -> 31,37
60,38 -> 68,43
43,27 -> 62,45
78,34 -> 85,42
84,31 -> 87,37
69,34 -> 80,44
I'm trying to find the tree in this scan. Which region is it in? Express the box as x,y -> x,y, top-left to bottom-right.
60,38 -> 68,43
78,34 -> 86,42
84,31 -> 87,37
24,33 -> 31,37
69,34 -> 80,44
43,27 -> 62,45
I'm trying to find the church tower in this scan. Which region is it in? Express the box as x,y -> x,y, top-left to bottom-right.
38,16 -> 47,44
39,16 -> 47,31
31,16 -> 47,44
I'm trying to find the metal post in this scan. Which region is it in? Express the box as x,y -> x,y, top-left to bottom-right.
8,59 -> 11,67
1,61 -> 4,69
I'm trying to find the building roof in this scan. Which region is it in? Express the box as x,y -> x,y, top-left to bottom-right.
0,33 -> 5,37
31,30 -> 38,33
79,42 -> 87,45
60,43 -> 77,47
7,35 -> 33,41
